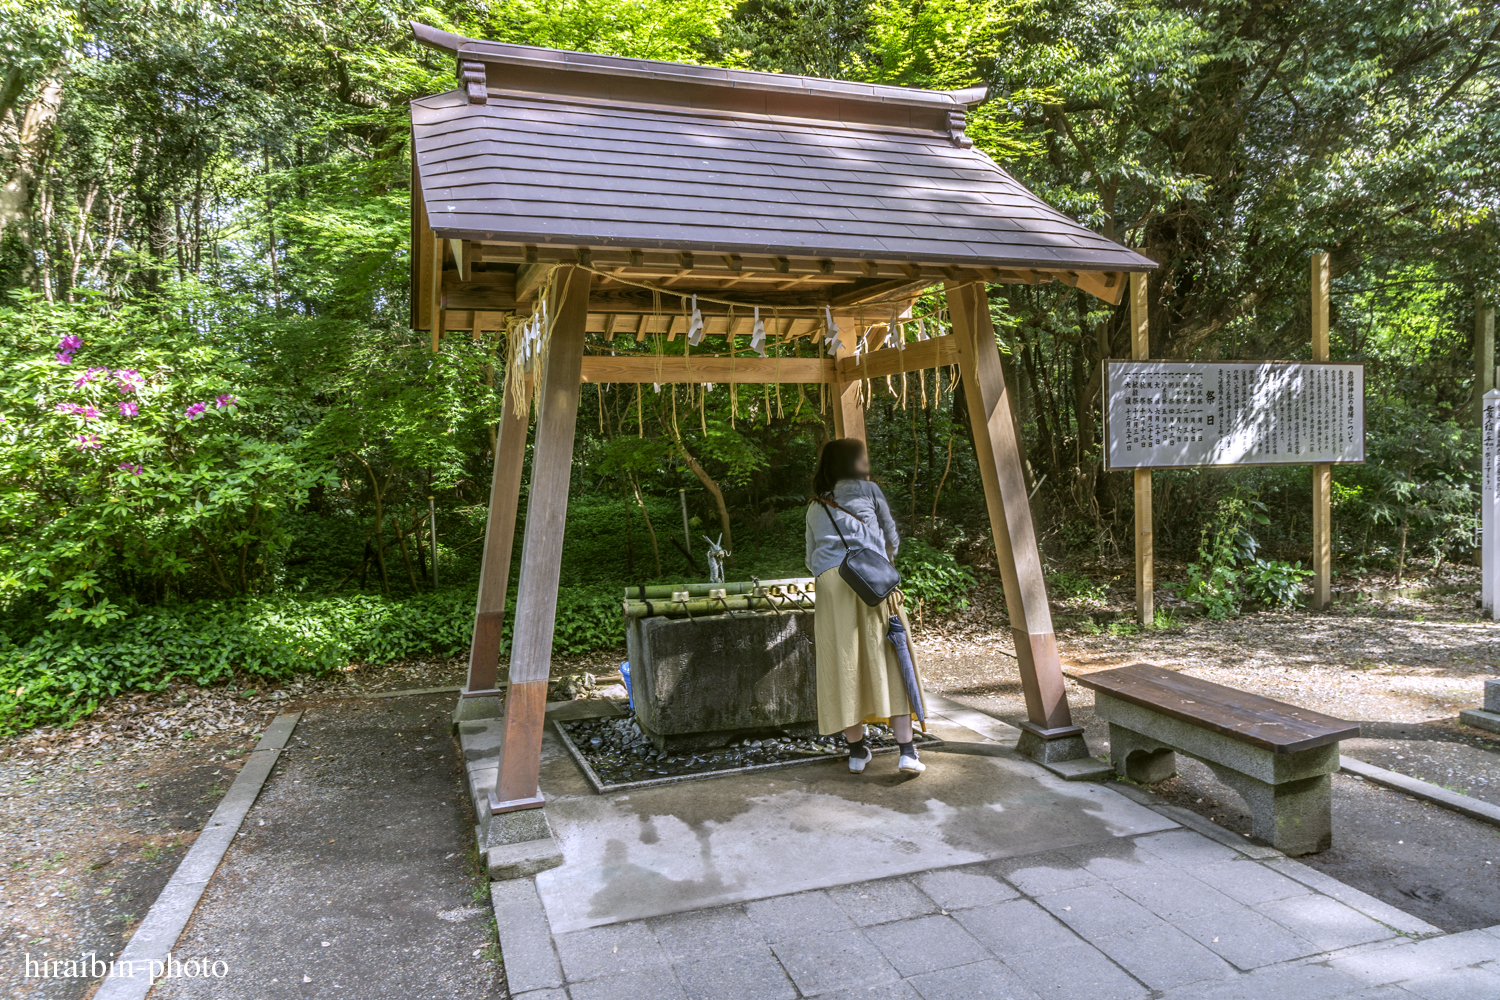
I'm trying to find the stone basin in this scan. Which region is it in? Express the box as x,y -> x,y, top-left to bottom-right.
625,609 -> 817,751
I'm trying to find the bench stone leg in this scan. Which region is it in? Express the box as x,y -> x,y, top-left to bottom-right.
1205,763 -> 1332,856
1108,724 -> 1178,784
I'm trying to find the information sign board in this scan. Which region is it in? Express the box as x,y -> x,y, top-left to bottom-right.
1102,361 -> 1365,470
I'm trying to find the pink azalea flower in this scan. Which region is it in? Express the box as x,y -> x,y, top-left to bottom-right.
56,352 -> 75,365
115,369 -> 143,393
73,366 -> 108,388
53,401 -> 79,415
215,394 -> 237,408
118,400 -> 138,417
58,335 -> 83,352
118,462 -> 143,475
72,434 -> 101,450
184,401 -> 208,420
79,406 -> 99,422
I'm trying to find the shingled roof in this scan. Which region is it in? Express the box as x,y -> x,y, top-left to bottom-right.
410,23 -> 1153,278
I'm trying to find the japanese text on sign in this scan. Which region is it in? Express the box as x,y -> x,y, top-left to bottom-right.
1103,361 -> 1365,470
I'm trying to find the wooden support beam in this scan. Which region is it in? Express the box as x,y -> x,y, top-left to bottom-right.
830,325 -> 865,442
442,271 -> 517,311
580,355 -> 833,384
946,280 -> 1079,743
464,381 -> 531,699
1311,252 -> 1332,610
515,262 -> 552,305
836,335 -> 959,380
1075,269 -> 1126,306
827,278 -> 932,308
1131,272 -> 1152,627
429,234 -> 443,353
450,238 -> 470,281
493,266 -> 590,814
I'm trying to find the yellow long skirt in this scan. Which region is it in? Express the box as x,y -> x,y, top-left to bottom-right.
814,568 -> 922,734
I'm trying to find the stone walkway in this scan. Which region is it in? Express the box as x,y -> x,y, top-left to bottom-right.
473,697 -> 1500,1000
495,824 -> 1500,1000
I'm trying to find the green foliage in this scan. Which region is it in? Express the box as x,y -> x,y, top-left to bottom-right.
0,288 -> 334,615
1176,492 -> 1312,616
896,537 -> 975,612
1242,558 -> 1313,609
1046,568 -> 1108,604
0,583 -> 623,735
1177,494 -> 1260,618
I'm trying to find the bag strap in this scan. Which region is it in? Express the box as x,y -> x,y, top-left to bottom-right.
813,497 -> 854,553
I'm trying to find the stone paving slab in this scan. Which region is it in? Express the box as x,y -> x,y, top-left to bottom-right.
475,697 -> 1496,999
532,718 -> 1177,933
498,825 -> 1500,1000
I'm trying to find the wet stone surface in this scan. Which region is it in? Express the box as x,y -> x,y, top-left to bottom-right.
557,717 -> 940,790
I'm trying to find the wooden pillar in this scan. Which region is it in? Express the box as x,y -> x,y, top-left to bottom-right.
429,234 -> 444,354
1311,253 -> 1332,610
1476,294 -> 1496,427
459,381 -> 531,710
830,325 -> 865,442
491,267 -> 590,813
946,281 -> 1082,749
1131,273 -> 1153,627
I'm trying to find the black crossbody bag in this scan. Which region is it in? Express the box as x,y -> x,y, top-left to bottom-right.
815,497 -> 901,606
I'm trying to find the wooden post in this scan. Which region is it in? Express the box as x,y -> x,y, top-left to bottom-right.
492,267 -> 590,813
457,382 -> 531,718
1311,253 -> 1332,610
1476,294 -> 1496,427
430,234 -> 444,354
946,281 -> 1084,758
1131,273 -> 1152,627
830,324 -> 865,442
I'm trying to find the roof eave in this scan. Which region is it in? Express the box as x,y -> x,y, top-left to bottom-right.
410,21 -> 984,113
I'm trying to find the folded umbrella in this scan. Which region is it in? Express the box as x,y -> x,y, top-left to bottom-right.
886,615 -> 926,732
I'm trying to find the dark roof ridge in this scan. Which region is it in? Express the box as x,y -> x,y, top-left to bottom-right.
410,21 -> 988,113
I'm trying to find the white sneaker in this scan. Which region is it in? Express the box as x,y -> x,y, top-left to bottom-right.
898,753 -> 925,774
848,748 -> 872,773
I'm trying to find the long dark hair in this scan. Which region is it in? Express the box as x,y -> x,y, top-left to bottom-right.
812,438 -> 867,498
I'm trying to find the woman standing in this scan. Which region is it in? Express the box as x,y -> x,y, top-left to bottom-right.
805,438 -> 925,775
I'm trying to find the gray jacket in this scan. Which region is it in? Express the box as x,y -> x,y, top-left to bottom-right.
805,479 -> 900,578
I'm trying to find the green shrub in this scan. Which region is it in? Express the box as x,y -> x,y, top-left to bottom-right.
0,583 -> 628,735
896,537 -> 975,613
1046,569 -> 1108,604
1243,558 -> 1313,608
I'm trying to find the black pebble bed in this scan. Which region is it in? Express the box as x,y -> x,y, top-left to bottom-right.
559,716 -> 940,788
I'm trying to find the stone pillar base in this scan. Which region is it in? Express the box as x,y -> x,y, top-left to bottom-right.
453,692 -> 504,725
1015,723 -> 1090,765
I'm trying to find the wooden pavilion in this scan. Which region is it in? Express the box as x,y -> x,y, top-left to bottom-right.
408,22 -> 1156,815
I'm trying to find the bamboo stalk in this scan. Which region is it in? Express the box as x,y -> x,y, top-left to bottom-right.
622,578 -> 815,600
622,594 -> 817,618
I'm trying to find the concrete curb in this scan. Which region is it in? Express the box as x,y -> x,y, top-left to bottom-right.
1340,754 -> 1500,829
92,712 -> 301,1000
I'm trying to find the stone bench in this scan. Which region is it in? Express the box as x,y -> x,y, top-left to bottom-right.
1075,663 -> 1360,856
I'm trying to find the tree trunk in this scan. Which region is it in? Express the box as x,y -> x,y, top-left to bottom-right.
0,74 -> 65,246
672,436 -> 732,558
626,472 -> 662,576
395,514 -> 421,592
